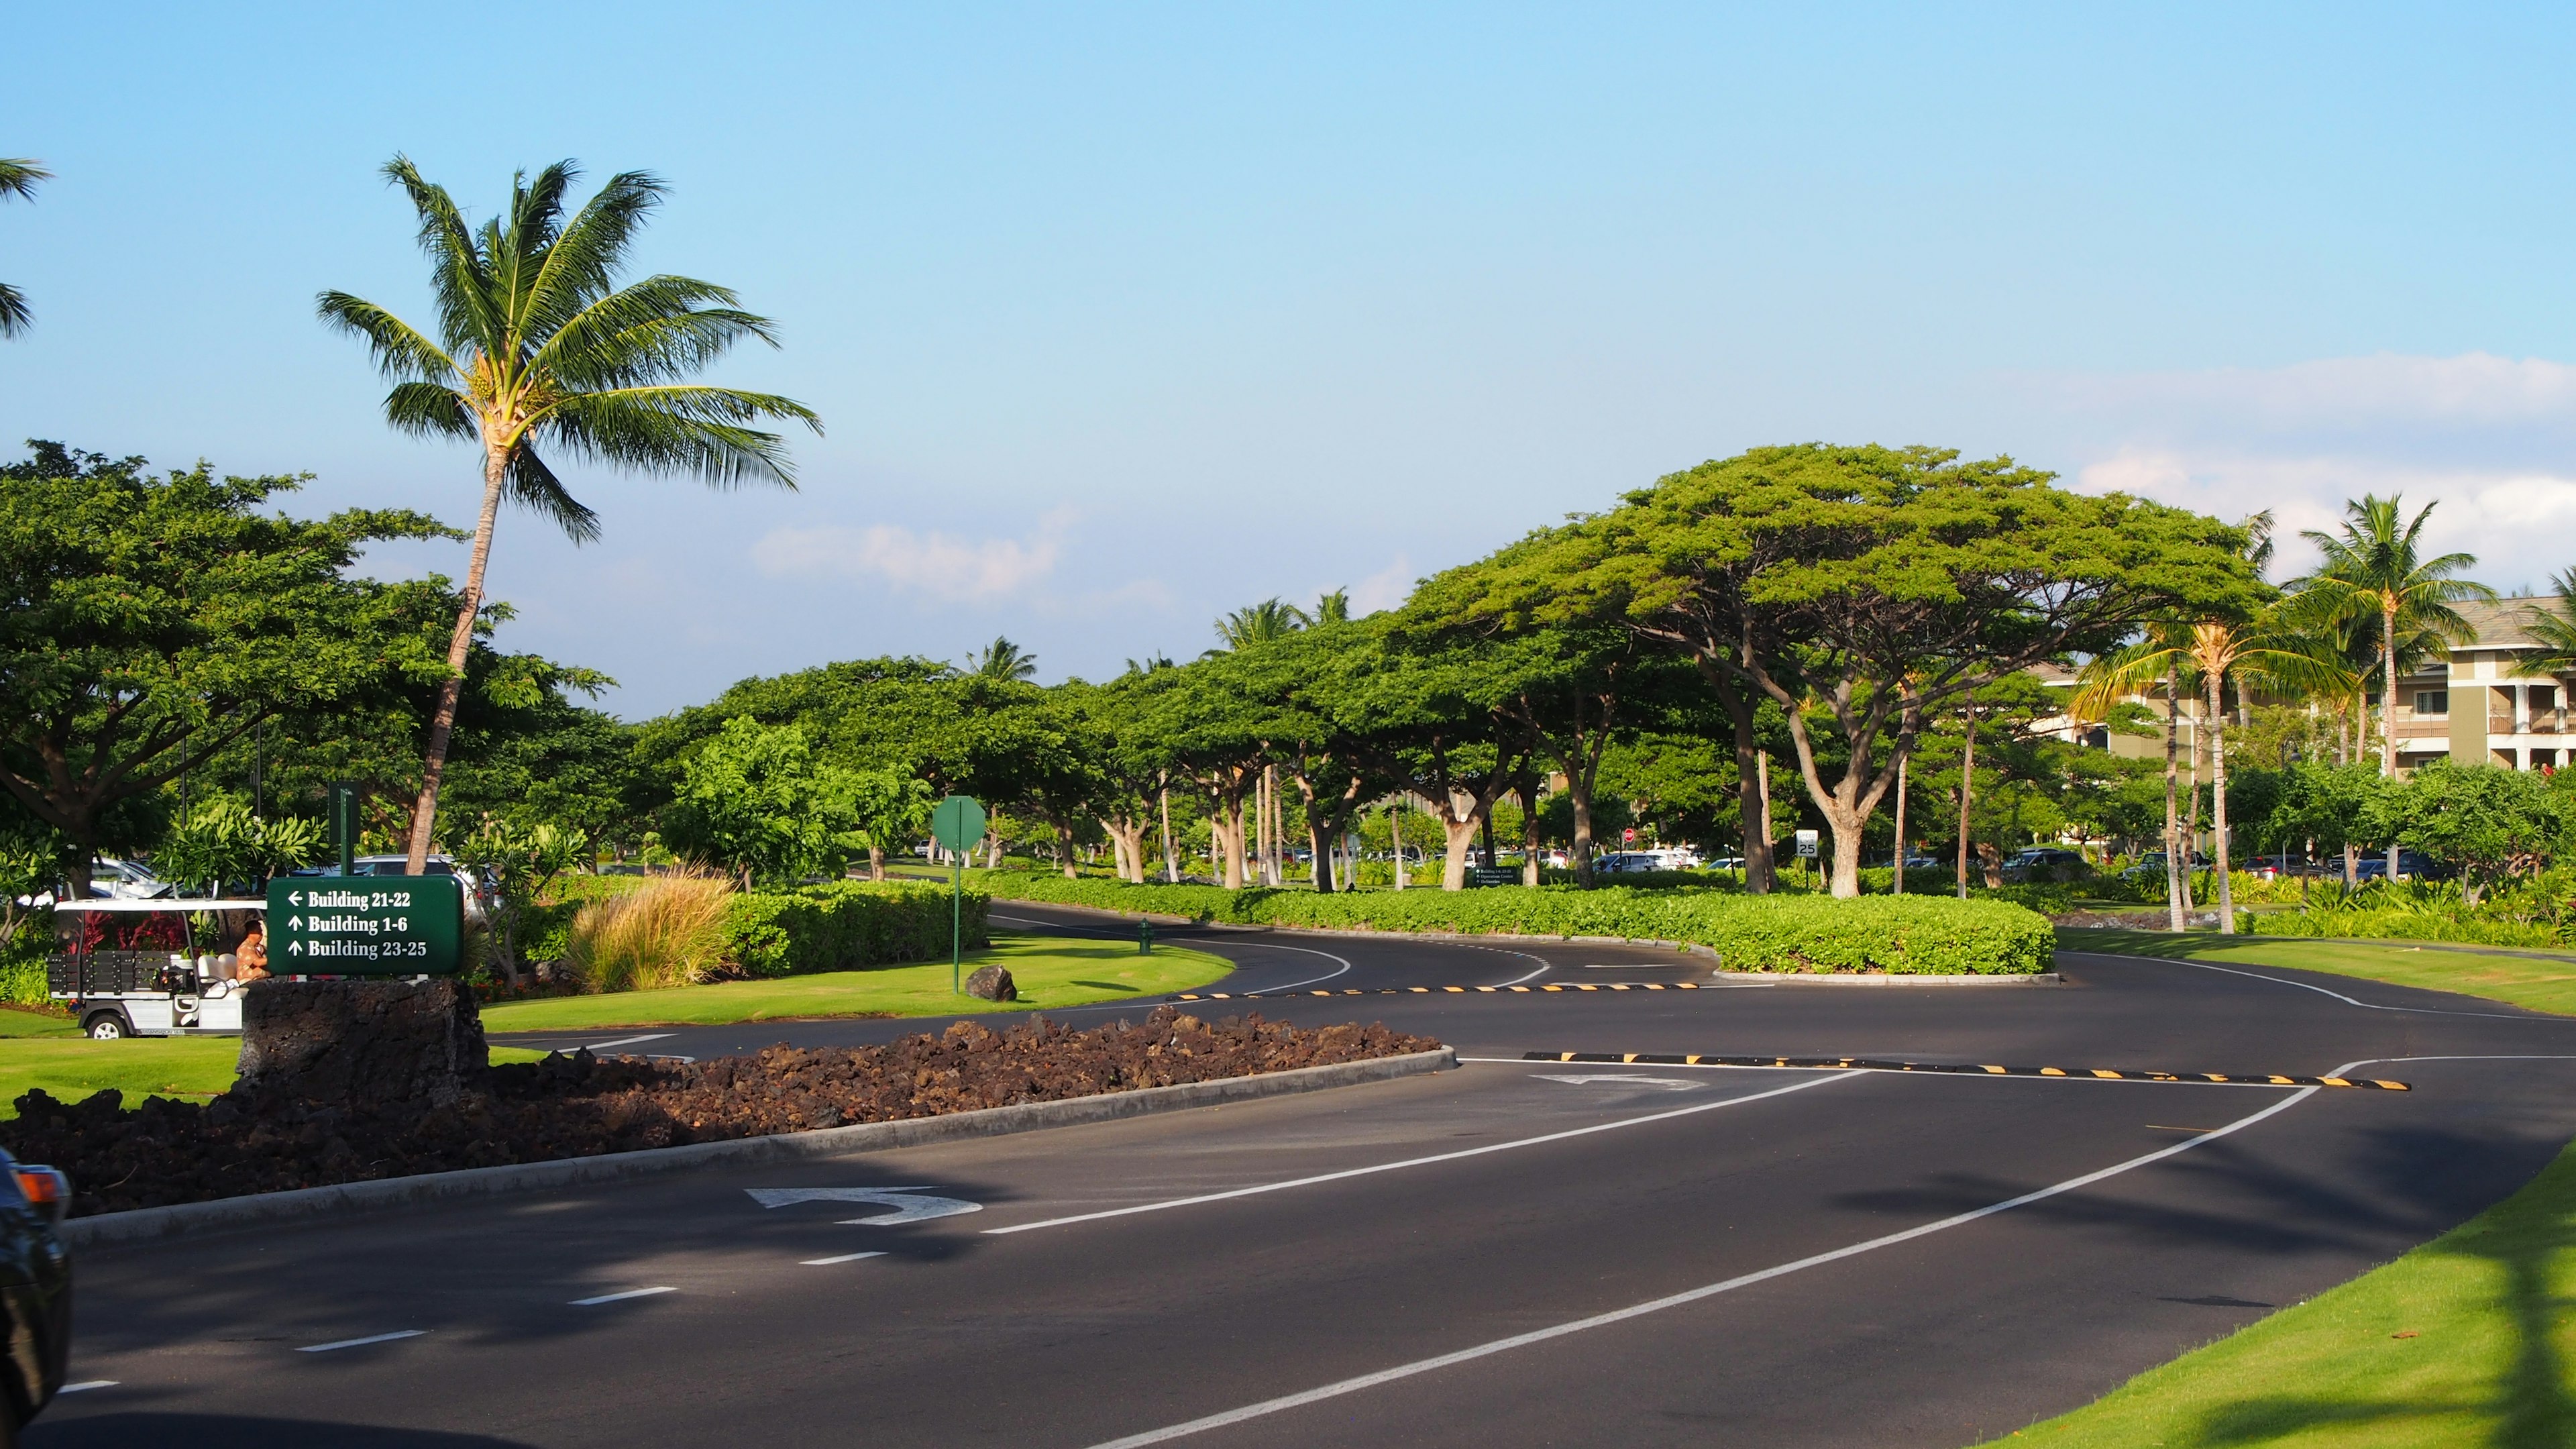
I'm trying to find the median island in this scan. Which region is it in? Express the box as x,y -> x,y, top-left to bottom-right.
0,1007 -> 1438,1218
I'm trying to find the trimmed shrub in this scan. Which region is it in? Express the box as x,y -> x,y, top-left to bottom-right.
717,880 -> 990,979
975,875 -> 2051,974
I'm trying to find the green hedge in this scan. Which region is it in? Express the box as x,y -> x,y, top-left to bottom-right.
2235,908 -> 2567,950
720,880 -> 991,979
975,874 -> 2051,975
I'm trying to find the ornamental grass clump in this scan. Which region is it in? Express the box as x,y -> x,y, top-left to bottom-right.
564,871 -> 735,993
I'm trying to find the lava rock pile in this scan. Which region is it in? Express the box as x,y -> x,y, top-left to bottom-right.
1,1008 -> 1439,1216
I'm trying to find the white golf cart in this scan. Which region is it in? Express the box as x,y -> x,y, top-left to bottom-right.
46,898 -> 267,1040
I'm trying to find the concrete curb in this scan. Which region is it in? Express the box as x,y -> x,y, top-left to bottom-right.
60,1047 -> 1457,1250
1709,971 -> 2063,986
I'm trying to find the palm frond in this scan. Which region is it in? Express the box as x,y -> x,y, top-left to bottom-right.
0,280 -> 28,338
382,155 -> 504,358
505,447 -> 602,543
0,159 -> 47,200
315,292 -> 458,382
530,275 -> 776,387
539,386 -> 818,488
520,169 -> 665,342
382,381 -> 477,440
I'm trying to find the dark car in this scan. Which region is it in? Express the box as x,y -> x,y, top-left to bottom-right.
2353,849 -> 2449,882
2002,847 -> 2091,883
0,1152 -> 72,1445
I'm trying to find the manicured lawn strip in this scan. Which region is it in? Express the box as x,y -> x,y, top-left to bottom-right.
2061,928 -> 2576,1017
0,1039 -> 551,1117
979,873 -> 2055,974
1982,1134 -> 2576,1448
478,934 -> 1233,1032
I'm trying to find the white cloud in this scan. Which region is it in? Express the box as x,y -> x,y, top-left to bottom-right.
1348,555 -> 1416,616
751,512 -> 1069,603
2040,352 -> 2576,434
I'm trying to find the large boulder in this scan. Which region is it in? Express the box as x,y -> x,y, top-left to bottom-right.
963,965 -> 1017,1002
235,978 -> 488,1108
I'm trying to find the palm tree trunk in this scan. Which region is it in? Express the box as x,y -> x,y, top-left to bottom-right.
1390,800 -> 1405,892
2382,602 -> 2402,881
1891,753 -> 1907,897
406,447 -> 508,873
2163,666 -> 2184,932
2208,668 -> 2235,935
1955,696 -> 1974,902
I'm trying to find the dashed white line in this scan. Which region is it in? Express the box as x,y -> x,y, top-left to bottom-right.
569,1287 -> 676,1306
801,1251 -> 891,1266
297,1330 -> 425,1353
985,1070 -> 1863,1236
1077,1079 -> 2324,1448
580,1032 -> 676,1052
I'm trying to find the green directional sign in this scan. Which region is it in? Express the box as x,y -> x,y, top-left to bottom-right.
265,875 -> 464,976
930,796 -> 986,994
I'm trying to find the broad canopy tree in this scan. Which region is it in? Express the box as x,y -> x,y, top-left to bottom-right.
0,448 -> 458,894
1534,444 -> 2261,896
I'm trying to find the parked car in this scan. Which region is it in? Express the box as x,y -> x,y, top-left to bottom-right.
2002,847 -> 2091,883
0,1148 -> 72,1444
83,858 -> 172,901
2353,850 -> 2449,882
1898,853 -> 1943,870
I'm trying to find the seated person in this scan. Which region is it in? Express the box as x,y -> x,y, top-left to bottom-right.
234,926 -> 271,983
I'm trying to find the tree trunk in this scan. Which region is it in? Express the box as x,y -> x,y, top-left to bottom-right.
1439,805 -> 1482,891
2163,666 -> 2184,932
407,443 -> 510,873
1390,801 -> 1405,892
1955,696 -> 1975,901
1519,780 -> 1542,886
1570,786 -> 1596,885
1159,784 -> 1178,883
1891,755 -> 1907,896
1756,749 -> 1774,890
1217,793 -> 1248,889
2382,601 -> 2402,882
1307,813 -> 1333,893
867,845 -> 885,882
1057,822 -> 1079,881
2208,669 -> 2235,934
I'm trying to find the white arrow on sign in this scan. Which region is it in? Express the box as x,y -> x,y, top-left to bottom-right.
745,1187 -> 983,1226
287,916 -> 302,930
286,941 -> 303,956
287,891 -> 303,906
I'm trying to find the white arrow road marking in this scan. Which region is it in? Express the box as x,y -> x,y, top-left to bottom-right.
1533,1074 -> 1703,1091
745,1187 -> 984,1226
570,1287 -> 675,1307
580,1032 -> 674,1052
802,1251 -> 890,1266
59,1381 -> 117,1393
299,1330 -> 425,1352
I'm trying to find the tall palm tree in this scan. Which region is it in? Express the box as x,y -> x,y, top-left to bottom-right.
2510,568 -> 2576,680
1211,598 -> 1309,652
0,158 -> 51,337
320,158 -> 819,871
969,637 -> 1038,681
2288,495 -> 2491,780
1311,589 -> 1351,626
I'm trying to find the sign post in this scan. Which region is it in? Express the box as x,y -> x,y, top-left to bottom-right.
330,782 -> 358,877
930,796 -> 987,995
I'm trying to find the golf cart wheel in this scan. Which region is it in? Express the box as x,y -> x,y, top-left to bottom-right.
83,1013 -> 129,1041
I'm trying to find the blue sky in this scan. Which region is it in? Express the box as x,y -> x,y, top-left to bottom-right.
11,4 -> 2576,714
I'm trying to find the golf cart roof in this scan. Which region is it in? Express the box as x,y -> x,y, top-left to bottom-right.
52,898 -> 266,914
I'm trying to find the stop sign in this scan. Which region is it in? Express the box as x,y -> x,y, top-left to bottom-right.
1622,828 -> 1636,843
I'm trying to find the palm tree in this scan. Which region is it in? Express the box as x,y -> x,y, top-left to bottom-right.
2082,616 -> 2352,933
319,157 -> 819,871
2509,568 -> 2576,680
1211,598 -> 1309,652
2289,496 -> 2491,780
969,637 -> 1038,681
1311,589 -> 1351,626
0,158 -> 51,337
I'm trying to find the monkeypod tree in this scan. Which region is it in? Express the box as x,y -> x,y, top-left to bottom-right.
0,447 -> 457,895
1543,445 -> 2259,897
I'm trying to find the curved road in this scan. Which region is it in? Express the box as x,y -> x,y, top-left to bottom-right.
32,907 -> 2576,1447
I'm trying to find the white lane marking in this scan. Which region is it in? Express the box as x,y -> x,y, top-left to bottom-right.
802,1251 -> 891,1266
59,1381 -> 117,1392
580,1032 -> 676,1052
985,1071 -> 1863,1236
1456,1057 -> 2310,1089
569,1287 -> 676,1306
1534,1074 -> 1702,1091
1435,940 -> 1554,985
1077,1081 -> 2322,1449
2062,951 -> 2563,1022
746,1187 -> 983,1225
297,1330 -> 425,1353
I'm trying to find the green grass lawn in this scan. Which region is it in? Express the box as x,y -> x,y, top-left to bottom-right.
2060,929 -> 2576,1017
478,932 -> 1234,1033
0,1010 -> 548,1116
1984,1134 -> 2576,1448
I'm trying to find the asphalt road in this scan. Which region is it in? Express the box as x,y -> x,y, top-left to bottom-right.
31,906 -> 2576,1447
